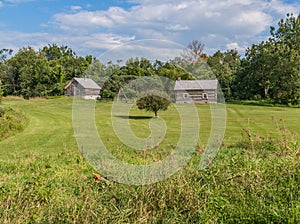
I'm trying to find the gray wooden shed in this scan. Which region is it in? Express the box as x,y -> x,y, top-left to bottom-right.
64,78 -> 101,100
174,80 -> 218,104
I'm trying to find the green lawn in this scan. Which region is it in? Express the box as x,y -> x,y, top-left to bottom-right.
1,97 -> 299,159
0,97 -> 300,223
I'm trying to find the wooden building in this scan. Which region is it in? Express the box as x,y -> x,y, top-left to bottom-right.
174,80 -> 218,104
64,78 -> 101,100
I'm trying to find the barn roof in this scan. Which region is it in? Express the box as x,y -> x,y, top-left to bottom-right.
174,80 -> 218,91
64,78 -> 101,90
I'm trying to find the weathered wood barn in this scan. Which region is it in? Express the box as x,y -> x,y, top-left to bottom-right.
174,80 -> 218,104
64,78 -> 101,100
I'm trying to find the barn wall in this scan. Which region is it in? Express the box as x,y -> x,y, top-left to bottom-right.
66,81 -> 85,96
85,89 -> 100,96
175,89 -> 217,104
65,86 -> 73,96
65,83 -> 79,96
65,80 -> 100,98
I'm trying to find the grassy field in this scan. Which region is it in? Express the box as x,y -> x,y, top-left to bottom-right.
0,97 -> 300,223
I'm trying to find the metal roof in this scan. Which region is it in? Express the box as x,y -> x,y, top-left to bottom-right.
174,80 -> 218,91
73,78 -> 101,90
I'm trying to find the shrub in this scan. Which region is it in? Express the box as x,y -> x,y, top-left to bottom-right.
0,106 -> 28,141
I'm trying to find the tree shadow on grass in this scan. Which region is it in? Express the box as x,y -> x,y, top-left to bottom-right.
115,115 -> 153,120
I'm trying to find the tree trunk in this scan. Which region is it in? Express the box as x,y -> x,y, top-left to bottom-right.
264,86 -> 269,98
154,110 -> 158,117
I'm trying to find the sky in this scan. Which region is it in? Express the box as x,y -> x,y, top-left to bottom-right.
0,0 -> 299,62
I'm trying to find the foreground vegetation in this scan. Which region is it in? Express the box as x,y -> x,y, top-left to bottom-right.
0,97 -> 300,223
0,103 -> 27,141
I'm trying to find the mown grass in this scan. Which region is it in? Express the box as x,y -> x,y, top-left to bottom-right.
0,97 -> 300,223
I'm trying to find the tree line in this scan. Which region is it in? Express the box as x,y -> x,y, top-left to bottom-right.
0,45 -> 92,99
0,14 -> 299,104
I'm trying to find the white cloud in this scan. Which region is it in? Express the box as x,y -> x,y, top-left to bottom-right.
52,0 -> 292,55
267,0 -> 299,16
226,42 -> 246,52
227,11 -> 272,34
53,10 -> 117,30
0,31 -> 184,63
4,0 -> 35,3
2,0 -> 300,58
99,39 -> 185,63
0,1 -> 3,7
0,31 -> 138,57
166,24 -> 190,31
70,5 -> 82,11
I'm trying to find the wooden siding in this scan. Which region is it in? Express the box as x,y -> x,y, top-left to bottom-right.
65,81 -> 85,96
85,88 -> 100,96
65,79 -> 100,99
175,89 -> 217,104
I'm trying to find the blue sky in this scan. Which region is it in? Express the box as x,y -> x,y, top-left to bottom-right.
0,0 -> 299,61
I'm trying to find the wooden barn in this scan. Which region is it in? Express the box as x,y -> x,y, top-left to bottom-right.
174,80 -> 218,104
64,78 -> 101,100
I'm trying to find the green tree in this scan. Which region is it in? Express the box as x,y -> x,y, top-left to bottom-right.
207,50 -> 241,100
136,90 -> 170,117
41,44 -> 92,82
0,44 -> 92,98
0,49 -> 13,97
270,13 -> 300,104
236,42 -> 278,100
5,47 -> 38,96
100,58 -> 154,99
236,14 -> 300,104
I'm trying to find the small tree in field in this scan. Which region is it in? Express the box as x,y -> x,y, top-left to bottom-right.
136,90 -> 170,117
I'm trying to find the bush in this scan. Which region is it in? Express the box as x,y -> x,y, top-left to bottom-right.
0,106 -> 28,141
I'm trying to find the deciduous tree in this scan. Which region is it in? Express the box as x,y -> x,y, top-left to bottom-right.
235,13 -> 300,104
136,90 -> 170,117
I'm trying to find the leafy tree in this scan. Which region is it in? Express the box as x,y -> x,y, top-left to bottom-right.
41,44 -> 75,61
270,13 -> 300,104
136,90 -> 171,117
236,13 -> 300,104
0,44 -> 93,98
100,58 -> 156,99
100,57 -> 195,100
155,60 -> 192,80
5,47 -> 38,96
0,49 -> 13,97
235,42 -> 278,100
207,50 -> 241,100
41,44 -> 92,82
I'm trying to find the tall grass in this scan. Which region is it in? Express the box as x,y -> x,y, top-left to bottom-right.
0,106 -> 28,141
1,127 -> 299,223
